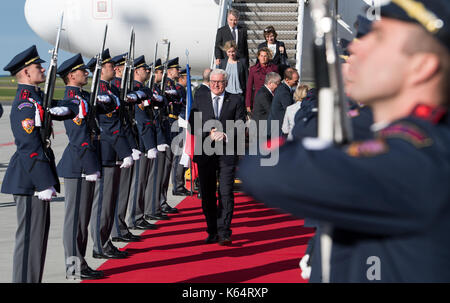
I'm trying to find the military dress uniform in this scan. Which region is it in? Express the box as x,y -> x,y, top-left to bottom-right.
88,50 -> 133,258
1,46 -> 69,282
56,54 -> 111,279
109,53 -> 143,241
126,56 -> 168,226
159,57 -> 184,214
240,104 -> 450,282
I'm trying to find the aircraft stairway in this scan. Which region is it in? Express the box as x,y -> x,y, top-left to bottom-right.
232,0 -> 301,67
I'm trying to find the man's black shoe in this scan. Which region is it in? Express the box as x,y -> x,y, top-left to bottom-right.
172,188 -> 190,196
112,232 -> 141,242
131,220 -> 158,230
66,267 -> 104,280
92,250 -> 127,259
161,205 -> 179,214
218,236 -> 232,246
205,234 -> 219,244
145,213 -> 170,221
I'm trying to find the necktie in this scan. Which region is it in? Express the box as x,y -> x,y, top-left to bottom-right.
213,96 -> 220,119
232,27 -> 237,43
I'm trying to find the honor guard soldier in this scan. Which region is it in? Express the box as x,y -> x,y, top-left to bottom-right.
2,46 -> 74,282
240,0 -> 450,282
56,54 -> 110,280
159,57 -> 183,214
109,53 -> 143,242
127,55 -> 166,228
86,49 -> 134,259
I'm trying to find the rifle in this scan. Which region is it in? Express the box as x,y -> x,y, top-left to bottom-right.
160,40 -> 171,94
87,24 -> 108,137
311,0 -> 352,144
119,28 -> 139,147
310,0 -> 353,283
41,13 -> 64,149
147,42 -> 158,90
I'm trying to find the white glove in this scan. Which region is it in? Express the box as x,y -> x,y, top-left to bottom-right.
120,156 -> 134,168
152,93 -> 163,102
157,144 -> 169,152
147,148 -> 157,159
49,106 -> 71,116
126,93 -> 138,103
178,117 -> 188,129
135,90 -> 147,99
165,89 -> 177,95
132,148 -> 142,160
38,186 -> 56,201
85,171 -> 101,182
143,99 -> 151,107
299,254 -> 311,280
97,95 -> 111,103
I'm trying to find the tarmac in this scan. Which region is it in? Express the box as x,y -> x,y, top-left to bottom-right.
0,104 -> 186,283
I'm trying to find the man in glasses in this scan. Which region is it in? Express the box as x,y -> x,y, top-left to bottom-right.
188,69 -> 246,246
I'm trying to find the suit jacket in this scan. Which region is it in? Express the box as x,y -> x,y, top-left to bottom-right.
267,82 -> 294,136
257,40 -> 288,66
219,58 -> 248,96
193,83 -> 210,101
215,25 -> 249,66
188,91 -> 246,166
251,85 -> 273,123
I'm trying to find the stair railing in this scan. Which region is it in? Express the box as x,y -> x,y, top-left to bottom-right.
296,0 -> 306,81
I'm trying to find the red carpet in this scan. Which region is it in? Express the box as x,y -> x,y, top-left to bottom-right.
84,194 -> 314,283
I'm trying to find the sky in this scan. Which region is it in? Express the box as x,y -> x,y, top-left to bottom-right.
0,0 -> 73,75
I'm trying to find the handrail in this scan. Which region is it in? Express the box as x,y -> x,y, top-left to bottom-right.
296,0 -> 306,81
211,0 -> 233,69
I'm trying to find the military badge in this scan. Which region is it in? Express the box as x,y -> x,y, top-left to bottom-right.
18,102 -> 34,110
106,112 -> 113,118
347,108 -> 360,118
379,122 -> 433,148
20,89 -> 30,100
21,118 -> 35,134
346,139 -> 388,157
73,116 -> 82,126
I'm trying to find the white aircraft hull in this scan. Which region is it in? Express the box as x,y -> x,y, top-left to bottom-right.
25,0 -> 220,74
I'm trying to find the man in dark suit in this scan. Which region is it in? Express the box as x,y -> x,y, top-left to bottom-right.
193,68 -> 211,100
188,69 -> 246,245
252,72 -> 281,123
214,9 -> 249,67
267,67 -> 299,137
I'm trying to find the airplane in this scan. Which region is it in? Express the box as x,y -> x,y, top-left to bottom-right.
25,0 -> 377,78
25,0 -> 221,75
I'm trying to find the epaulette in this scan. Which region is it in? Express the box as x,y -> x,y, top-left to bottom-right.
378,121 -> 433,148
346,139 -> 388,157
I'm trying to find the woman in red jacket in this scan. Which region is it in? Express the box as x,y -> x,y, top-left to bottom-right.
245,47 -> 278,113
